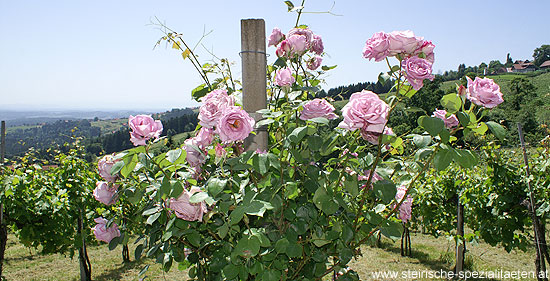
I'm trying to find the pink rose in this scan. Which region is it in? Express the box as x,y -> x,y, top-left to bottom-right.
358,169 -> 383,189
415,40 -> 435,63
97,154 -> 119,183
432,109 -> 459,129
93,181 -> 118,205
128,115 -> 163,146
288,27 -> 313,45
388,30 -> 422,56
276,40 -> 291,57
361,126 -> 394,145
275,67 -> 295,87
466,76 -> 504,108
201,89 -> 235,106
341,149 -> 358,158
307,56 -> 323,70
362,31 -> 390,62
299,98 -> 337,121
395,185 -> 413,223
216,106 -> 255,143
457,84 -> 467,97
215,144 -> 227,158
338,90 -> 389,134
286,35 -> 308,56
195,127 -> 214,148
169,187 -> 208,222
198,89 -> 235,128
268,27 -> 284,47
92,217 -> 121,243
184,138 -> 206,167
402,56 -> 434,90
310,34 -> 324,55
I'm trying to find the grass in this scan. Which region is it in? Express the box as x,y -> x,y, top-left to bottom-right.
3,231 -> 538,281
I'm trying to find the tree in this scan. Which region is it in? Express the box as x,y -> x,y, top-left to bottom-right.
505,53 -> 513,67
488,60 -> 504,72
533,45 -> 550,67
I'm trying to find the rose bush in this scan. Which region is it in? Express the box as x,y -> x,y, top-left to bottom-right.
97,10 -> 507,281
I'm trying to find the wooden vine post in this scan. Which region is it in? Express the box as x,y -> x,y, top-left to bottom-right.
0,120 -> 6,279
240,19 -> 268,152
518,123 -> 549,281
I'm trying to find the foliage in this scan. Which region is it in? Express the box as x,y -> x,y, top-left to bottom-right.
1,141 -> 102,257
533,45 -> 550,67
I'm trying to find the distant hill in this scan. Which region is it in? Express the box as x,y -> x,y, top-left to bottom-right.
1,108 -> 199,160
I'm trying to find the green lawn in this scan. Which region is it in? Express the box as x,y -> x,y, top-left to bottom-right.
3,231 -> 537,281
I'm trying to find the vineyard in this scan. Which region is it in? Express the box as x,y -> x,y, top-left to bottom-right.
2,2 -> 550,281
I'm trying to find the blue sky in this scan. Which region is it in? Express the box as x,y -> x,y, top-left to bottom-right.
1,0 -> 548,111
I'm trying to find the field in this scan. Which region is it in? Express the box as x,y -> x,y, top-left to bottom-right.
3,230 -> 537,281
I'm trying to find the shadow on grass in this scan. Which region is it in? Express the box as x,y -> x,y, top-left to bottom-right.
375,239 -> 500,281
94,260 -> 144,281
377,239 -> 451,272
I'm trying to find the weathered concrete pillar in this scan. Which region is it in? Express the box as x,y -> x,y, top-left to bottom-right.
241,19 -> 268,152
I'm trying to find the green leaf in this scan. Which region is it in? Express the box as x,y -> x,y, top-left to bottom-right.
230,206 -> 246,225
341,225 -> 354,243
308,117 -> 329,125
143,207 -> 160,216
412,135 -> 431,148
223,264 -> 239,280
245,200 -> 273,217
398,84 -> 417,98
218,223 -> 229,239
170,181 -> 184,198
373,180 -> 396,204
120,154 -> 138,177
260,269 -> 281,281
110,160 -> 124,176
456,111 -> 470,126
207,178 -> 227,197
415,148 -> 433,161
380,220 -> 403,240
189,192 -> 209,204
234,236 -> 261,258
453,149 -> 479,169
439,129 -> 450,143
108,235 -> 120,250
256,118 -> 275,128
418,116 -> 445,137
344,177 -> 359,197
147,212 -> 161,225
308,135 -> 323,151
135,244 -> 144,260
440,93 -> 462,113
191,84 -> 209,101
187,231 -> 201,247
286,242 -> 303,258
321,65 -> 337,71
288,126 -> 308,144
471,122 -> 488,135
434,147 -> 454,171
284,0 -> 294,11
275,238 -> 290,253
486,121 -> 506,141
166,149 -> 182,163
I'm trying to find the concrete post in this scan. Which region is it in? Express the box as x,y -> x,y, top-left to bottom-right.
240,19 -> 268,152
